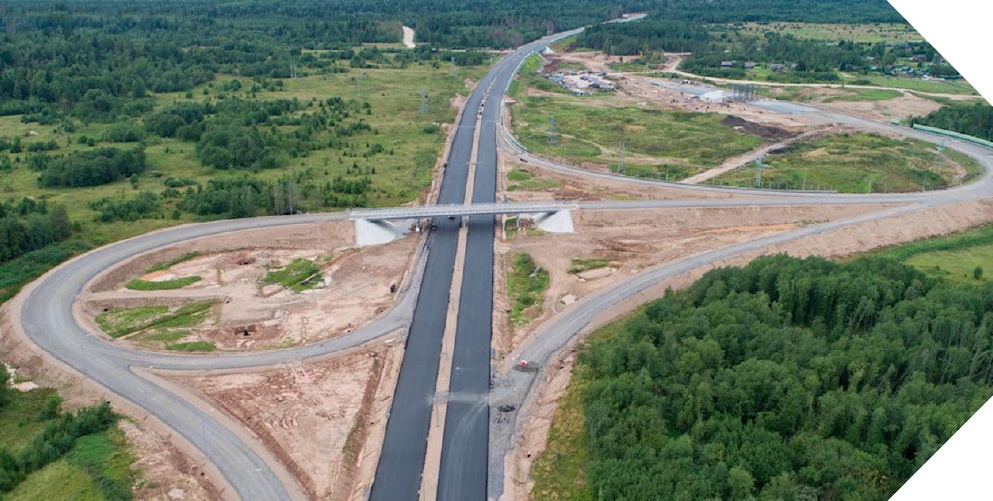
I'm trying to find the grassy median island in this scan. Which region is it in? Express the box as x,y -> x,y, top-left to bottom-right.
506,253 -> 549,326
125,275 -> 201,291
263,259 -> 323,292
533,254 -> 993,500
95,300 -> 215,341
568,257 -> 612,274
711,132 -> 965,192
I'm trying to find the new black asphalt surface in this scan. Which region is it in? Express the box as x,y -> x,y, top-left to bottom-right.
437,32 -> 578,500
436,85 -> 501,501
369,56 -> 499,500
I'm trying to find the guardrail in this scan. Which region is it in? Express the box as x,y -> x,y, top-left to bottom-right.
912,124 -> 993,149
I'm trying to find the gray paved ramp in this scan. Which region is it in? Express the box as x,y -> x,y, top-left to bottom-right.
751,99 -> 819,115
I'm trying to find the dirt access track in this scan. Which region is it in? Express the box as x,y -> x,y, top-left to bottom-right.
79,220 -> 418,351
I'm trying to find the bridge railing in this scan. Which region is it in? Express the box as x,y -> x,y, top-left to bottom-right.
350,201 -> 578,220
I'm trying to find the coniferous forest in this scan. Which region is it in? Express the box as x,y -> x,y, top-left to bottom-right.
581,255 -> 992,500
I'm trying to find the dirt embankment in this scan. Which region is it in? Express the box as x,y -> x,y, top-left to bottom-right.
167,339 -> 405,501
492,203 -> 896,358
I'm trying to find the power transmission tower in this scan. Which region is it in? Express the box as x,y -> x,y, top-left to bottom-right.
547,115 -> 557,146
755,155 -> 768,188
450,56 -> 456,78
419,89 -> 429,115
289,59 -> 297,79
356,72 -> 367,96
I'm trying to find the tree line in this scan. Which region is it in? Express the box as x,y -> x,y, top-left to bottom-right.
576,15 -> 950,83
580,254 -> 993,500
0,198 -> 72,262
911,102 -> 993,142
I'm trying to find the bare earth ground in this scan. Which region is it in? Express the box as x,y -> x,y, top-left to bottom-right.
79,221 -> 418,351
506,199 -> 993,501
164,339 -> 403,501
549,50 -> 955,126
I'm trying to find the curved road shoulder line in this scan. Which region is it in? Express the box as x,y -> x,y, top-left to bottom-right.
12,211 -> 428,501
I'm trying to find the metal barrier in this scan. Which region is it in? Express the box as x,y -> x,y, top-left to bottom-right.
912,124 -> 993,149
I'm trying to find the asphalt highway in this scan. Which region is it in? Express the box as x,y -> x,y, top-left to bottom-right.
369,39 -> 493,498
13,20 -> 993,501
436,31 -> 584,500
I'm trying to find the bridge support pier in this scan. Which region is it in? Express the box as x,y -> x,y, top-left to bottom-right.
532,210 -> 574,233
355,219 -> 402,247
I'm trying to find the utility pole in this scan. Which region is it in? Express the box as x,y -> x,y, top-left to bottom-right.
419,88 -> 429,115
801,169 -> 807,191
924,140 -> 945,192
618,140 -> 625,174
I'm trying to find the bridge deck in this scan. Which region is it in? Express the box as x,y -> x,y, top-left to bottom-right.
349,201 -> 577,221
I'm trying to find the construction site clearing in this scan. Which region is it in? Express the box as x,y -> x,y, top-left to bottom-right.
80,220 -> 418,351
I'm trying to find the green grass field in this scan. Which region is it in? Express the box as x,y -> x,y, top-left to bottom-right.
166,341 -> 217,352
505,168 -> 561,192
0,388 -> 60,455
126,275 -> 201,291
710,132 -> 963,192
95,300 -> 215,340
822,88 -> 903,102
5,459 -> 105,501
569,258 -> 611,274
263,258 -> 322,292
0,388 -> 134,501
872,224 -> 993,285
511,93 -> 764,178
842,75 -> 979,95
0,60 -> 480,297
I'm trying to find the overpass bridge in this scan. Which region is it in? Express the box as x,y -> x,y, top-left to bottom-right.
350,201 -> 577,245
